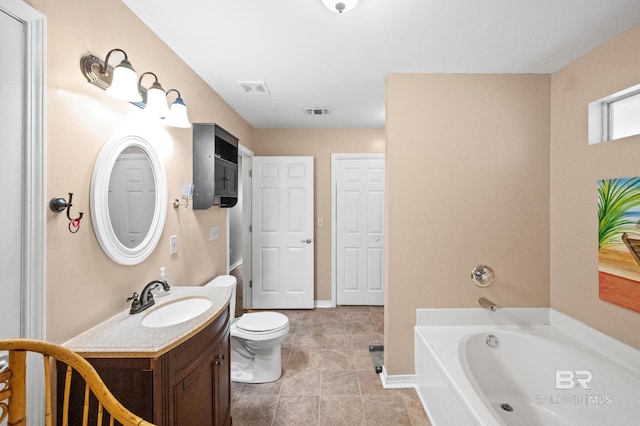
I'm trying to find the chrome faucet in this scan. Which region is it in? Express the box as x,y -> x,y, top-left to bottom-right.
127,279 -> 171,314
479,297 -> 498,312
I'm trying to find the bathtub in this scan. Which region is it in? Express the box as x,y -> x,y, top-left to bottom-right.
414,308 -> 640,426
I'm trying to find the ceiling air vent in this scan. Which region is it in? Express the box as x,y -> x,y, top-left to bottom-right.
237,81 -> 270,94
305,107 -> 331,116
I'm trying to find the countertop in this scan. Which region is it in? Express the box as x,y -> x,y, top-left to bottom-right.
63,285 -> 232,358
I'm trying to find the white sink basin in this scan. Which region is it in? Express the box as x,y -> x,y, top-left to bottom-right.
141,297 -> 212,328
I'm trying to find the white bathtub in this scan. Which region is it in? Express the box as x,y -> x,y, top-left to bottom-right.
415,308 -> 640,426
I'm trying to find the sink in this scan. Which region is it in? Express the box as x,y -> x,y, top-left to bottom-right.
141,297 -> 212,328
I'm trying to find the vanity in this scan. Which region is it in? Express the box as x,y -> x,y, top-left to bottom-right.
59,286 -> 232,426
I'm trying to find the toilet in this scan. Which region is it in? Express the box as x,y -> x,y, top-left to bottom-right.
205,275 -> 289,383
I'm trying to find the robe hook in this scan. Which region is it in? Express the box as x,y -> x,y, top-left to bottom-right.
49,192 -> 84,233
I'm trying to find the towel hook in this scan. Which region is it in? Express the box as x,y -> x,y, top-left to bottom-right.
49,192 -> 84,233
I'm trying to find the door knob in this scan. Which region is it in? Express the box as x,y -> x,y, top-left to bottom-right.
301,239 -> 312,244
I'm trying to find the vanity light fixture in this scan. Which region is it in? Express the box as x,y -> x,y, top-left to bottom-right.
80,49 -> 142,103
81,50 -> 190,123
321,0 -> 359,13
164,89 -> 192,128
139,72 -> 170,118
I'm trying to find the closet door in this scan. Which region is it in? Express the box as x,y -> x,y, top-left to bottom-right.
335,156 -> 385,305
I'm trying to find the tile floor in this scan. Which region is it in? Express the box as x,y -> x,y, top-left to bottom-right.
231,306 -> 431,425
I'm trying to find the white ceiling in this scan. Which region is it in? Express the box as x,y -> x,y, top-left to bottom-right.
122,0 -> 640,129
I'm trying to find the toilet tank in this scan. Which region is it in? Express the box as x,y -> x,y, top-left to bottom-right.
205,275 -> 237,318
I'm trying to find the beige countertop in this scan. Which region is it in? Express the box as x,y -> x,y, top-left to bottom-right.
63,285 -> 231,358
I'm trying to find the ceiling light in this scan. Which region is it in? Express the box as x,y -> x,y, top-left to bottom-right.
139,72 -> 170,118
165,89 -> 191,128
321,0 -> 359,13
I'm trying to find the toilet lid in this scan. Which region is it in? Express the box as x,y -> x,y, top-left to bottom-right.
236,312 -> 288,333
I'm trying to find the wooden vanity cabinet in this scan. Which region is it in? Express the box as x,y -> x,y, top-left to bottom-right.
57,307 -> 231,426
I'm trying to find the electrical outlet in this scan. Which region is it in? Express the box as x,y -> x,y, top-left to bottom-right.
169,235 -> 178,255
209,226 -> 219,241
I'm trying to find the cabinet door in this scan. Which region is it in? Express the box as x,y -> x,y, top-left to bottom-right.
173,351 -> 216,425
214,327 -> 231,426
226,164 -> 238,197
214,158 -> 229,195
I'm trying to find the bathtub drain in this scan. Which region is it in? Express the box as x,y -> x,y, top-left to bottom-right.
486,334 -> 499,348
500,403 -> 513,412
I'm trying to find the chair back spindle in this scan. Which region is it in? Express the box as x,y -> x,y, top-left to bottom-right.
0,339 -> 154,426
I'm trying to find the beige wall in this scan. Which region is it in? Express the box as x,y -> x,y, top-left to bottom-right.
251,129 -> 385,301
550,25 -> 640,348
385,73 -> 551,374
27,0 -> 253,344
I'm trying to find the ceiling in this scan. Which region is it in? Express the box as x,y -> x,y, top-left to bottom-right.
121,0 -> 640,129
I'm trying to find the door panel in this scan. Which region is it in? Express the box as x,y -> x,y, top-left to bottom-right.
252,157 -> 314,309
336,157 -> 385,305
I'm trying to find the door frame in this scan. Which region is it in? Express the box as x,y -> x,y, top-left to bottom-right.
235,143 -> 254,310
1,0 -> 46,423
1,0 -> 46,340
331,153 -> 385,307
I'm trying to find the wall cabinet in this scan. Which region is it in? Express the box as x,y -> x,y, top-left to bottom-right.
193,123 -> 239,209
57,308 -> 231,426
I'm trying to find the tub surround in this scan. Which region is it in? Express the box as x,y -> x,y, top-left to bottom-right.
415,308 -> 640,425
63,285 -> 231,358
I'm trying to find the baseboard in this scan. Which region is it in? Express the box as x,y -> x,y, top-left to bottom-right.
314,300 -> 333,308
229,260 -> 243,272
379,366 -> 416,389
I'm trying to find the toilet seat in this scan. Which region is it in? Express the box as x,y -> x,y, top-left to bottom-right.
236,312 -> 288,334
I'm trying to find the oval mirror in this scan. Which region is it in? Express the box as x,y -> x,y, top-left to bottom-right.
91,132 -> 167,265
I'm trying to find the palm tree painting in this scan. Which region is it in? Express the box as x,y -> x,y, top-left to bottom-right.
598,177 -> 640,313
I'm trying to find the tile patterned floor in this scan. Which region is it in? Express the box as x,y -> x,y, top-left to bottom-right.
231,306 -> 431,426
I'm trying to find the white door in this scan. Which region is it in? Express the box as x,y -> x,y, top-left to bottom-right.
251,157 -> 314,309
0,5 -> 26,340
335,155 -> 385,305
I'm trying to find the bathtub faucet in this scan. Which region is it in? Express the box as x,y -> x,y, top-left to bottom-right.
478,297 -> 498,312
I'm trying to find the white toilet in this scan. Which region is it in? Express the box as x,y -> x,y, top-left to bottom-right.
205,275 -> 289,383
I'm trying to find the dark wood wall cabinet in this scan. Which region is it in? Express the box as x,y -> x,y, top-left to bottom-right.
57,308 -> 231,426
193,123 -> 239,209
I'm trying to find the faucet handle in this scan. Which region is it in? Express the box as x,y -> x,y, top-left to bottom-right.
127,292 -> 140,307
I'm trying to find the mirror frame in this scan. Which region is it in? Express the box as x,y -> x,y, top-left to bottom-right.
90,131 -> 167,265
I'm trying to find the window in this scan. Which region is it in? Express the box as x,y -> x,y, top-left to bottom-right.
589,84 -> 640,144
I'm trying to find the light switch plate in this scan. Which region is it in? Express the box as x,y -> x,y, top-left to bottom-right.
209,226 -> 219,241
170,235 -> 178,255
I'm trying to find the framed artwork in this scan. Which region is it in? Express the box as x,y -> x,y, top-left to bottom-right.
598,177 -> 640,313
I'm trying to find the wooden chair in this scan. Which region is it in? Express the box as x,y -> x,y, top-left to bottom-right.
0,338 -> 154,426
